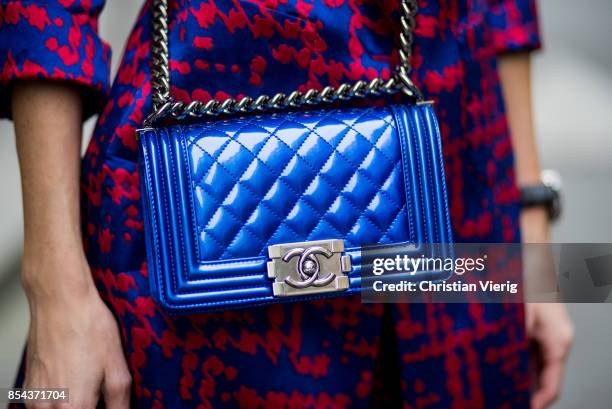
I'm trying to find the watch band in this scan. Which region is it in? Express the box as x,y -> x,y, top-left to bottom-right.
520,185 -> 555,207
520,183 -> 561,221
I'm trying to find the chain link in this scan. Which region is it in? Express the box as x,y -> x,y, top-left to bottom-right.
145,0 -> 422,126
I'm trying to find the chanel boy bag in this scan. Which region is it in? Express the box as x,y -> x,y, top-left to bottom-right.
138,0 -> 453,313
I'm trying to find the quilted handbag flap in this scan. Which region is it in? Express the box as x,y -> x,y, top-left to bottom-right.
138,103 -> 452,312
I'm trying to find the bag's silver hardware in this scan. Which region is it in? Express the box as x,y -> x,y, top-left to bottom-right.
267,240 -> 351,297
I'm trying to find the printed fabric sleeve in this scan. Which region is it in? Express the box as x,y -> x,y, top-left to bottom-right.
487,0 -> 542,54
0,0 -> 110,119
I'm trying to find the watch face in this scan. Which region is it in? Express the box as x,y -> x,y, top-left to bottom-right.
542,169 -> 563,191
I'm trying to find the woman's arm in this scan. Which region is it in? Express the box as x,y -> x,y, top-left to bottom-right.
12,81 -> 131,409
498,52 -> 574,409
498,52 -> 549,241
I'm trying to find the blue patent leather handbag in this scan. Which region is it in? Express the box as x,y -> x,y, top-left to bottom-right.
138,0 -> 453,313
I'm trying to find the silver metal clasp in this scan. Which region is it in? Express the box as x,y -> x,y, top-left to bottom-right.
267,239 -> 351,297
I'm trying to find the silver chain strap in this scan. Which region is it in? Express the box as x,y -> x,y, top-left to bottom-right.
145,0 -> 422,126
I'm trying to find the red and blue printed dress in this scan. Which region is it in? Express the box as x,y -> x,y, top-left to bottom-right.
1,0 -> 541,407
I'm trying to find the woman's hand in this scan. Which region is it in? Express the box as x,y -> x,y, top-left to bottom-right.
521,208 -> 574,409
23,254 -> 131,409
12,81 -> 131,408
525,302 -> 574,409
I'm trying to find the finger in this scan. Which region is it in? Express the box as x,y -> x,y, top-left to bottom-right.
531,359 -> 565,409
102,369 -> 132,409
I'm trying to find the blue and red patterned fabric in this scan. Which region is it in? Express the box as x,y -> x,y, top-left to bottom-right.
1,0 -> 541,407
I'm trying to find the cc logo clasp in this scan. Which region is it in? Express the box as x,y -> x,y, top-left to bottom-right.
267,239 -> 351,297
281,246 -> 335,289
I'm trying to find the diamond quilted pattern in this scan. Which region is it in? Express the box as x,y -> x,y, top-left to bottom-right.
186,106 -> 411,261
